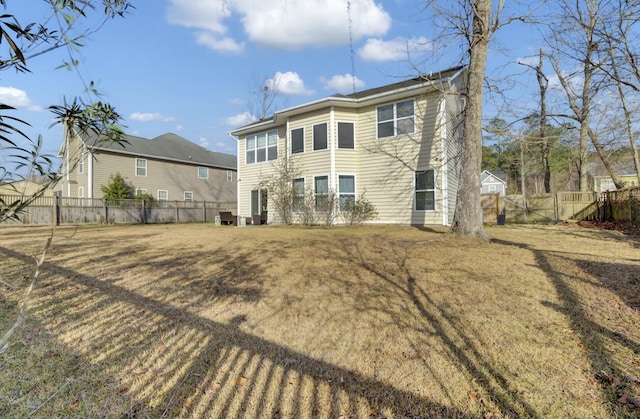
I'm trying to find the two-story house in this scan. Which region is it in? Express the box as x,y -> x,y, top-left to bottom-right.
58,126 -> 237,203
230,66 -> 466,226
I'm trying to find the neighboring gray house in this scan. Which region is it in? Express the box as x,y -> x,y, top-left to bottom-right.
481,170 -> 507,196
58,126 -> 237,203
230,66 -> 466,226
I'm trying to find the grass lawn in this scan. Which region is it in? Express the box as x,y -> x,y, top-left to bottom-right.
0,223 -> 639,418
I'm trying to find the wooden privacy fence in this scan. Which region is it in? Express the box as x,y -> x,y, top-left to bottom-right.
0,195 -> 237,226
482,188 -> 639,226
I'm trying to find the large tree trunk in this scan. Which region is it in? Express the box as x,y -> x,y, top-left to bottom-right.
537,50 -> 551,193
454,0 -> 491,238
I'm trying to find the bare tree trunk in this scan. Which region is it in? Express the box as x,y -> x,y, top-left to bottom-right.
454,0 -> 491,238
536,50 -> 551,193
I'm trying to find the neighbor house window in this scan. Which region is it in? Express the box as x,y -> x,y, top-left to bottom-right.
136,158 -> 147,176
293,178 -> 305,212
135,188 -> 147,197
377,99 -> 415,138
291,127 -> 304,154
314,175 -> 329,211
78,151 -> 84,173
157,190 -> 168,201
184,191 -> 193,201
313,123 -> 328,151
198,167 -> 208,179
488,184 -> 496,193
415,170 -> 435,211
246,130 -> 278,164
338,175 -> 355,210
78,186 -> 84,198
227,170 -> 233,182
337,122 -> 355,149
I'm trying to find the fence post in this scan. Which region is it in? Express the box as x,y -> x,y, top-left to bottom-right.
52,196 -> 59,226
141,199 -> 146,224
103,198 -> 108,224
554,193 -> 559,222
175,201 -> 179,223
203,201 -> 206,222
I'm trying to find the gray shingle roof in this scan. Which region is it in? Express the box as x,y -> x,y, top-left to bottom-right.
79,130 -> 236,170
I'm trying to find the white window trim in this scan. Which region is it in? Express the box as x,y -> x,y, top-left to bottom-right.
414,169 -> 436,212
376,98 -> 416,139
246,130 -> 278,164
312,122 -> 329,152
336,121 -> 356,150
226,170 -> 233,182
198,167 -> 209,179
290,126 -> 305,155
157,189 -> 168,201
292,177 -> 305,213
184,191 -> 193,201
78,186 -> 84,198
136,188 -> 147,197
136,158 -> 147,177
338,173 -> 356,211
313,174 -> 330,211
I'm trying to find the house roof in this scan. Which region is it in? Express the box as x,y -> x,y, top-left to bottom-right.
481,170 -> 507,184
77,130 -> 237,170
230,66 -> 466,136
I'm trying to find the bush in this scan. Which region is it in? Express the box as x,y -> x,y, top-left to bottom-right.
340,192 -> 378,225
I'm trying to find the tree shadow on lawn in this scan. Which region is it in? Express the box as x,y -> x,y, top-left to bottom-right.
0,244 -> 472,418
491,238 -> 640,416
309,236 -> 539,418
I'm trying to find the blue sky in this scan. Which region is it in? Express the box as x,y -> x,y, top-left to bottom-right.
0,0 -> 543,163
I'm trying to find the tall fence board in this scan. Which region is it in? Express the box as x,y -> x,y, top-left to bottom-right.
1,195 -> 236,226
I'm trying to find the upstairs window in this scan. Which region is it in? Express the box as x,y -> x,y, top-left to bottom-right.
377,99 -> 415,138
227,170 -> 233,182
338,122 -> 355,149
246,130 -> 278,163
313,123 -> 328,151
198,167 -> 209,179
415,169 -> 435,211
136,158 -> 147,176
291,127 -> 304,154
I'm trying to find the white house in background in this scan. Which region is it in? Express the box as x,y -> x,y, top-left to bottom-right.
480,170 -> 507,196
230,66 -> 467,226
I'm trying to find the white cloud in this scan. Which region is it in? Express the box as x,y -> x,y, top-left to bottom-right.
199,137 -> 210,148
176,124 -> 184,131
0,86 -> 41,111
358,36 -> 433,62
226,111 -> 256,127
266,71 -> 314,96
166,0 -> 391,50
129,112 -> 177,122
166,0 -> 230,33
323,74 -> 365,93
195,32 -> 244,54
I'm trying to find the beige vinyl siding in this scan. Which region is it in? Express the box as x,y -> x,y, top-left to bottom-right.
357,93 -> 444,225
90,151 -> 236,202
443,92 -> 464,225
237,126 -> 285,217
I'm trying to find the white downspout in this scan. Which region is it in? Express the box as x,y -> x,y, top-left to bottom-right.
439,95 -> 449,226
329,106 -> 336,194
87,149 -> 93,198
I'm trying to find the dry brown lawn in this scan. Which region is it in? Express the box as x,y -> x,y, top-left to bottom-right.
1,223 -> 639,418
